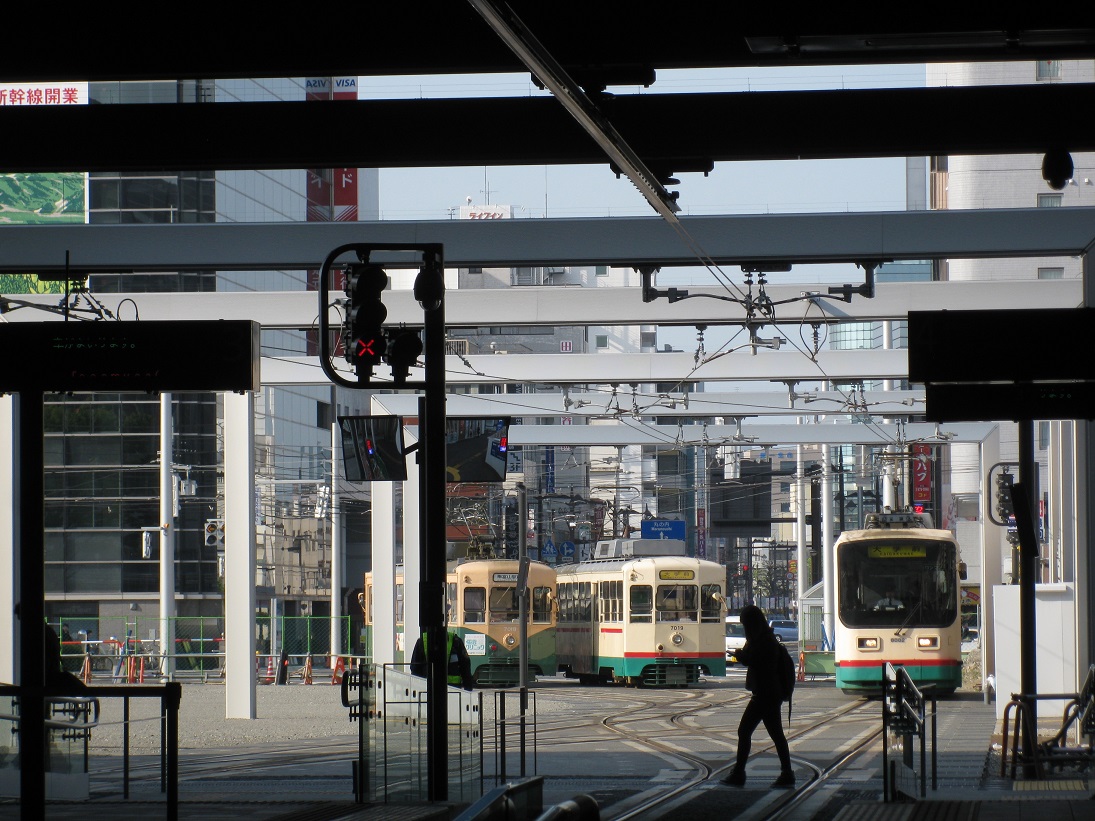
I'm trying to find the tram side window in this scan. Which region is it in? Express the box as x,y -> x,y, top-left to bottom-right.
629,584 -> 653,623
464,587 -> 486,623
579,581 -> 593,622
557,582 -> 573,623
446,582 -> 457,624
656,584 -> 698,621
601,579 -> 622,622
700,584 -> 723,622
489,585 -> 519,621
532,586 -> 553,623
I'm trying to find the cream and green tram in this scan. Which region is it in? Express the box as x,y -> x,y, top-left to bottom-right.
555,539 -> 727,686
363,557 -> 557,686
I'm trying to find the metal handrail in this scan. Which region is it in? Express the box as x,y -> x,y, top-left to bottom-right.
454,776 -> 549,821
0,682 -> 182,821
881,662 -> 937,801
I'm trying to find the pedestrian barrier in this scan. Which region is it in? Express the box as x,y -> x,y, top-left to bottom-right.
80,654 -> 93,685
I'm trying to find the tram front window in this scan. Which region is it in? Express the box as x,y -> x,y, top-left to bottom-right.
838,541 -> 958,628
489,586 -> 519,621
656,584 -> 698,622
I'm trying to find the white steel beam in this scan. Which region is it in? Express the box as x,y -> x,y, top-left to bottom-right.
0,279 -> 1082,328
373,390 -> 926,418
1,209 -> 1094,272
262,349 -> 908,386
508,422 -> 996,447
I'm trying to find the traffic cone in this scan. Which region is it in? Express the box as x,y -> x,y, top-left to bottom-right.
80,654 -> 92,685
331,655 -> 345,685
259,655 -> 275,684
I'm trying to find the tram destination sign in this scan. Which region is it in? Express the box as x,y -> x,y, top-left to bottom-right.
0,320 -> 261,393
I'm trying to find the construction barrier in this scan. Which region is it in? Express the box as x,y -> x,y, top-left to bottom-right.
80,654 -> 92,685
331,655 -> 346,685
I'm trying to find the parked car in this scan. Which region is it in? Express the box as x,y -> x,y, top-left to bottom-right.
768,619 -> 798,643
725,617 -> 747,666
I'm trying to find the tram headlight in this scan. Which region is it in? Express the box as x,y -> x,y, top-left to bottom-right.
671,633 -> 684,646
503,633 -> 516,648
917,636 -> 939,649
857,637 -> 881,651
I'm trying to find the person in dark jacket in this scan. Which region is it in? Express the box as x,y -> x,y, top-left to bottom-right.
721,605 -> 794,788
409,629 -> 475,690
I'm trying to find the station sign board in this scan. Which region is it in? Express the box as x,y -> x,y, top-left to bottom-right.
0,320 -> 261,393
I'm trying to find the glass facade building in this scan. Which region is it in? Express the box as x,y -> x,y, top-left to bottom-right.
42,78 -> 377,638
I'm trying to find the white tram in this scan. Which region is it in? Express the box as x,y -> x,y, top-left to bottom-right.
555,538 -> 727,686
833,511 -> 966,695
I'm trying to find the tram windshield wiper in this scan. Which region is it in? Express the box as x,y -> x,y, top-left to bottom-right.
894,599 -> 922,637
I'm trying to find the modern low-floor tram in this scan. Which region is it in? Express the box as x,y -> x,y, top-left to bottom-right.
833,511 -> 965,695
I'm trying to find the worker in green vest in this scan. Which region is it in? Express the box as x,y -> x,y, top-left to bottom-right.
410,629 -> 475,690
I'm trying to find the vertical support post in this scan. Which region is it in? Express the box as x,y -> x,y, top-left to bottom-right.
330,420 -> 343,658
416,248 -> 449,801
159,393 -> 176,681
821,445 -> 836,649
517,482 -> 529,776
0,393 -> 18,685
17,389 -> 46,818
1012,434 -> 1040,778
224,390 -> 257,719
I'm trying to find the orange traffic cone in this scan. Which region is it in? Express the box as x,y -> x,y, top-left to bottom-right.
330,655 -> 345,685
259,654 -> 275,684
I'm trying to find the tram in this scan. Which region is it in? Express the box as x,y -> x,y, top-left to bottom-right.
362,557 -> 557,686
833,511 -> 966,695
555,538 -> 727,686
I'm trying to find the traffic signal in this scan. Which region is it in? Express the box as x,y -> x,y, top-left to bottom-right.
995,471 -> 1015,522
205,519 -> 225,551
344,263 -> 388,378
385,327 -> 424,384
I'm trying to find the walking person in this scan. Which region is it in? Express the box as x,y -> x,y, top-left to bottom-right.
722,605 -> 795,788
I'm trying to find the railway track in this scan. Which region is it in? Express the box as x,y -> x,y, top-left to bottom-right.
80,676 -> 884,821
524,679 -> 882,821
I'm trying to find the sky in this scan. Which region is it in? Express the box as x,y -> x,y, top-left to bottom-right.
360,63 -> 928,359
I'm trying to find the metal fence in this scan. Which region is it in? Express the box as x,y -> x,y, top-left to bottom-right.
53,616 -> 352,680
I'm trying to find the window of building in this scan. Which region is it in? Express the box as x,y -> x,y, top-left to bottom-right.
1038,267 -> 1065,279
1038,193 -> 1063,208
1039,421 -> 1051,451
640,331 -> 657,348
1036,61 -> 1062,81
595,334 -> 608,349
